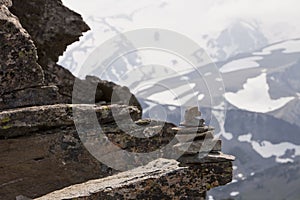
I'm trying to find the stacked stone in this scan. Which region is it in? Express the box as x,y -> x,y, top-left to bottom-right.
173,107 -> 233,164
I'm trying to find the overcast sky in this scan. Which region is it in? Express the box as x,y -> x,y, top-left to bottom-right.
62,0 -> 300,44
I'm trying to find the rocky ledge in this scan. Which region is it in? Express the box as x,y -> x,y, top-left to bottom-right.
0,0 -> 234,199
35,158 -> 232,200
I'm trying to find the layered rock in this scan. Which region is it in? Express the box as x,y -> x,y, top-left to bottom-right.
0,0 -> 67,109
0,0 -> 141,110
0,3 -> 44,95
36,158 -> 233,200
0,105 -> 141,199
0,1 -> 234,199
173,107 -> 233,165
10,0 -> 141,110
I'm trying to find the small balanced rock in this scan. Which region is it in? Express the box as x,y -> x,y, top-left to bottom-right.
179,106 -> 205,127
174,107 -> 214,142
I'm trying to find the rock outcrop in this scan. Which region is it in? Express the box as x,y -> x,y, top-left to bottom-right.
1,0 -> 141,111
0,0 -> 234,199
36,158 -> 233,200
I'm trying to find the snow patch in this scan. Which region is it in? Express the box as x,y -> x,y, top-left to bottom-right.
252,141 -> 300,163
204,72 -> 212,76
219,56 -> 263,73
225,73 -> 295,113
238,133 -> 252,142
237,133 -> 300,163
237,173 -> 244,178
252,40 -> 300,56
208,195 -> 214,200
215,77 -> 223,82
180,76 -> 189,81
212,103 -> 233,140
198,94 -> 205,101
254,40 -> 300,55
168,106 -> 177,111
230,191 -> 240,197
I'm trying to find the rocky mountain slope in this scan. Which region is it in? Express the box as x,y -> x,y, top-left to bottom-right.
53,5 -> 300,197
0,0 -> 234,199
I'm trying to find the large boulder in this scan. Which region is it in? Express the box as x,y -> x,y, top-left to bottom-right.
0,104 -> 141,199
9,0 -> 142,110
0,4 -> 44,95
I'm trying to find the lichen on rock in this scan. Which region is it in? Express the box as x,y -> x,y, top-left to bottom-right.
0,4 -> 44,94
0,0 -> 234,199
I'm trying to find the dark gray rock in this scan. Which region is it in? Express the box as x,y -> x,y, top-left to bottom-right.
0,104 -> 141,138
173,139 -> 222,154
175,131 -> 215,142
0,1 -> 233,199
0,86 -> 66,110
0,0 -> 11,7
180,106 -> 204,127
0,5 -> 44,95
178,152 -> 235,164
10,0 -> 90,66
35,158 -> 233,200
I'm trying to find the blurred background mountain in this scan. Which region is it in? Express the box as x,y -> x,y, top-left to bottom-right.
59,0 -> 300,199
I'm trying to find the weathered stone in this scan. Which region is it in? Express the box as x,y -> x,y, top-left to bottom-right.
16,195 -> 31,200
10,0 -> 90,66
103,121 -> 177,153
0,86 -> 66,111
180,106 -> 205,127
0,104 -> 141,138
0,0 -> 11,7
172,126 -> 215,134
0,0 -> 234,199
0,5 -> 44,95
35,158 -> 233,200
7,0 -> 89,105
175,131 -> 215,142
178,152 -> 235,164
173,139 -> 222,154
134,118 -> 152,125
4,1 -> 142,110
73,76 -> 142,110
0,127 -> 117,200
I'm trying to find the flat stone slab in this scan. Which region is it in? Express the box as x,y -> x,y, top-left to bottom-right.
0,86 -> 68,111
35,159 -> 182,200
0,104 -> 141,138
172,126 -> 214,134
175,131 -> 214,142
179,120 -> 205,127
178,152 -> 235,164
173,139 -> 222,154
35,158 -> 233,200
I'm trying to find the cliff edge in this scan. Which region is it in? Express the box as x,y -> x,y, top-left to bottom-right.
0,1 -> 234,199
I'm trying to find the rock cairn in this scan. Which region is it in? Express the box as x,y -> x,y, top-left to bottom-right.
173,107 -> 234,164
0,0 -> 234,198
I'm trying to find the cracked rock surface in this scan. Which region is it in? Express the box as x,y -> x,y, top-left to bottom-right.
0,0 -> 233,199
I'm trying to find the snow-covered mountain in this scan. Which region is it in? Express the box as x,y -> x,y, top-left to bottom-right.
59,22 -> 300,197
140,41 -> 300,198
206,20 -> 268,61
57,0 -> 300,198
58,2 -> 300,196
112,38 -> 300,199
58,18 -> 270,76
